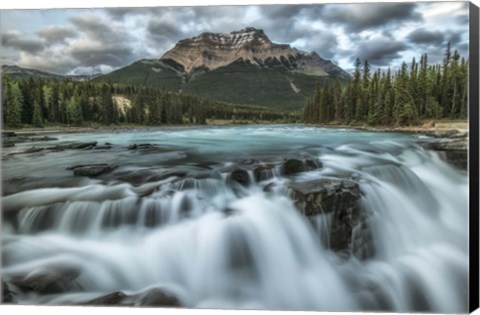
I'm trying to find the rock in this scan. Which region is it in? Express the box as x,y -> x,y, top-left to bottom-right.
69,141 -> 97,149
262,182 -> 276,192
2,141 -> 15,148
105,142 -> 113,145
87,291 -> 128,306
128,143 -> 155,150
135,288 -> 181,307
2,279 -> 14,303
69,164 -> 118,177
253,164 -> 274,182
48,141 -> 97,151
282,157 -> 321,175
94,145 -> 112,150
9,266 -> 81,295
230,168 -> 250,186
289,179 -> 368,254
23,147 -> 45,154
288,179 -> 361,216
2,131 -> 16,137
422,137 -> 468,170
30,136 -> 58,142
282,159 -> 304,175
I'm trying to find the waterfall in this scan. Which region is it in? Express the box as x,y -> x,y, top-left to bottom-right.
1,128 -> 469,312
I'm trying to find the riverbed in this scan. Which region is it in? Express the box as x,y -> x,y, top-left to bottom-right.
1,125 -> 469,312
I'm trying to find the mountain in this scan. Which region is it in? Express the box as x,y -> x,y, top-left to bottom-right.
96,27 -> 350,110
1,65 -> 101,81
161,27 -> 349,80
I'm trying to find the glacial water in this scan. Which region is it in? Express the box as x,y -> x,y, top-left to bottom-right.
1,125 -> 469,312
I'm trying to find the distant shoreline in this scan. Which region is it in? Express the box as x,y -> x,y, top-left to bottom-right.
2,119 -> 468,137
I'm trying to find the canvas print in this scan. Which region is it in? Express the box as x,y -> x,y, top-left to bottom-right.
0,1 -> 478,313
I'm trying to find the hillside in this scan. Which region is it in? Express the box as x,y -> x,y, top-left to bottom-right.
96,27 -> 350,110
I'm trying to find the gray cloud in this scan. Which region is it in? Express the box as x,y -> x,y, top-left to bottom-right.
37,25 -> 78,43
353,37 -> 408,66
69,42 -> 135,68
69,14 -> 126,43
407,28 -> 445,45
2,32 -> 45,53
147,20 -> 183,45
320,3 -> 422,32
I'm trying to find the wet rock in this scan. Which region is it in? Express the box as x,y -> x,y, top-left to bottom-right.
30,136 -> 58,142
253,164 -> 274,182
23,147 -> 45,154
230,168 -> 250,186
128,144 -> 138,150
135,288 -> 181,307
87,291 -> 128,306
2,279 -> 14,303
2,140 -> 15,148
48,141 -> 97,151
288,179 -> 361,216
9,266 -> 81,295
2,131 -> 16,137
262,182 -> 277,193
423,136 -> 468,170
69,164 -> 118,177
282,159 -> 304,175
282,156 -> 321,175
94,145 -> 112,150
289,179 -> 369,254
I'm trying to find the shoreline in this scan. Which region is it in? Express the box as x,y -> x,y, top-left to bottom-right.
1,120 -> 468,137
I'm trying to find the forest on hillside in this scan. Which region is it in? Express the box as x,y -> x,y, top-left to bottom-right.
1,77 -> 296,128
304,43 -> 468,126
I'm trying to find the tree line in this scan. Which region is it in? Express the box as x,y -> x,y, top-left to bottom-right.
304,43 -> 468,126
2,77 -> 297,128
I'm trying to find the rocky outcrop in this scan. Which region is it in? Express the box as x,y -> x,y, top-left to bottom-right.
161,27 -> 350,80
67,164 -> 118,177
86,288 -> 182,307
8,266 -> 81,295
422,132 -> 468,170
289,179 -> 372,256
2,279 -> 14,303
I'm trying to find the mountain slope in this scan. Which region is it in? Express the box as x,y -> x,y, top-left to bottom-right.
95,27 -> 351,110
1,65 -> 101,81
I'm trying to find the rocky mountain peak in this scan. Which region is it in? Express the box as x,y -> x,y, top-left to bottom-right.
160,28 -> 350,80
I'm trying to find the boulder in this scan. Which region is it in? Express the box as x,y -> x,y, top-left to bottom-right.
422,136 -> 468,170
87,291 -> 128,306
253,164 -> 274,182
68,164 -> 118,177
9,266 -> 81,295
128,144 -> 138,150
230,168 -> 250,186
48,141 -> 97,151
282,157 -> 322,175
282,159 -> 304,175
2,279 -> 14,303
135,288 -> 181,307
288,179 -> 361,216
289,179 -> 370,254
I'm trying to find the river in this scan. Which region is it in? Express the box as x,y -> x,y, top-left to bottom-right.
1,125 -> 469,312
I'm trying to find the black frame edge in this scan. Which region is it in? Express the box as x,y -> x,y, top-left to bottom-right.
470,1 -> 480,313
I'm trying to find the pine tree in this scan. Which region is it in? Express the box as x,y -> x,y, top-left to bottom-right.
5,81 -> 24,128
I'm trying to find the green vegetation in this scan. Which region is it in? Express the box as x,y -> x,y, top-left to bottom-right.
2,76 -> 298,129
95,59 -> 330,110
182,60 -> 329,110
304,43 -> 468,126
94,60 -> 183,91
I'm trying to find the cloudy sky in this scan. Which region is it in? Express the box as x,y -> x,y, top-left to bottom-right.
0,1 -> 470,75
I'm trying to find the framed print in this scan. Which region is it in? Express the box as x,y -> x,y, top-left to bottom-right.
1,0 -> 479,313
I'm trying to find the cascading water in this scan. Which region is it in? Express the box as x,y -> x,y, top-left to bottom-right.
1,125 -> 469,312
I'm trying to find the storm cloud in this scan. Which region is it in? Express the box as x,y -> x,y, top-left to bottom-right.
2,32 -> 45,54
407,28 -> 445,45
354,37 -> 409,66
1,2 -> 470,74
320,3 -> 422,32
